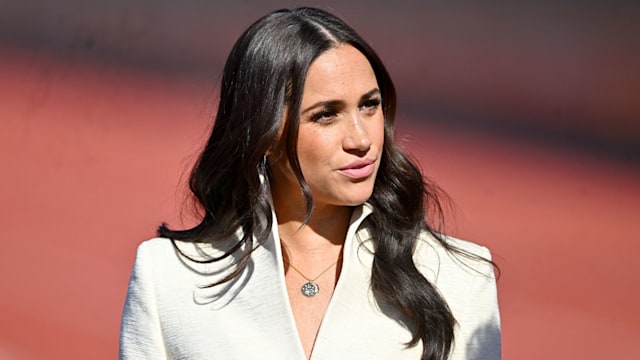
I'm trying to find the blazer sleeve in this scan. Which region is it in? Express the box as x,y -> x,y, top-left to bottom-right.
119,241 -> 168,360
461,247 -> 502,360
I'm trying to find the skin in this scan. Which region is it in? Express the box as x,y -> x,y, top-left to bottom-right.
269,44 -> 385,359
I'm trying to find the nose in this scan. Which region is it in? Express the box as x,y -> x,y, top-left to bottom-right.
343,113 -> 371,153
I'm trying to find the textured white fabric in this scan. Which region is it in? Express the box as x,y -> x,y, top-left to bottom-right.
119,205 -> 501,359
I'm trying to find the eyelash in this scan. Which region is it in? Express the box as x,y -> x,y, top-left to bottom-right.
310,98 -> 382,123
360,98 -> 381,112
311,109 -> 338,123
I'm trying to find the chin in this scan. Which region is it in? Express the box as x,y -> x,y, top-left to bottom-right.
317,182 -> 375,207
341,190 -> 375,207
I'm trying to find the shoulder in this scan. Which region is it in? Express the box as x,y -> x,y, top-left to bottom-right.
128,238 -> 175,272
135,237 -> 175,255
128,238 -> 187,284
443,235 -> 492,259
414,232 -> 494,275
134,237 -> 234,261
413,232 -> 498,311
130,237 -> 244,289
420,232 -> 491,257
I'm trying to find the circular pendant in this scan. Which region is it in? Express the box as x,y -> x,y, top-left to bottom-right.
301,281 -> 320,297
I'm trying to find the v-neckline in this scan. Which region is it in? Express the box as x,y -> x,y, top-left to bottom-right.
270,205 -> 370,360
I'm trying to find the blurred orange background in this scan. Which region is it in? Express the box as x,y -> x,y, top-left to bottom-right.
1,1 -> 639,359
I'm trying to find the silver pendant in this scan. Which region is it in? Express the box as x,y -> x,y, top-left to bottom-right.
301,281 -> 320,297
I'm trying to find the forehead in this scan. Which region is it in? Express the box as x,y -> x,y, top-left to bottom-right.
302,45 -> 378,102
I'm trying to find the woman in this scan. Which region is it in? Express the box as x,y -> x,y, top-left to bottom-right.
120,7 -> 501,360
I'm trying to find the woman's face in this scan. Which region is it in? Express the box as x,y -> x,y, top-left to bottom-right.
270,44 -> 385,211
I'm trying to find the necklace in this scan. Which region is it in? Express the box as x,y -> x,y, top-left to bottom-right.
286,261 -> 337,297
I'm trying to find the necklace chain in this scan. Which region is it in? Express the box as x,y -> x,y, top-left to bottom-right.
286,261 -> 337,282
280,238 -> 339,297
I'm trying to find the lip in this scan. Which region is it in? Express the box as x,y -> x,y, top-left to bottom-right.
338,159 -> 376,179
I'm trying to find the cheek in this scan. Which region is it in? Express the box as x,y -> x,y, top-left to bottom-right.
297,127 -> 337,159
297,135 -> 329,170
372,115 -> 386,148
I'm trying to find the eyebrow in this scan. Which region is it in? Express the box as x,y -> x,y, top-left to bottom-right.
301,88 -> 381,115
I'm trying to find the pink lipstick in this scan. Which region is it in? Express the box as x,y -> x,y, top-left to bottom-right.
338,159 -> 375,179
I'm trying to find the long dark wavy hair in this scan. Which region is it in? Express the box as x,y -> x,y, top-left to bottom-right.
159,7 -> 473,360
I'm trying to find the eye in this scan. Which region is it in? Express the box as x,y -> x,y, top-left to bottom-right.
360,97 -> 381,114
310,108 -> 338,123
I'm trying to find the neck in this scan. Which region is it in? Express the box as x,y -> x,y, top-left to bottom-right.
273,194 -> 354,253
279,205 -> 353,251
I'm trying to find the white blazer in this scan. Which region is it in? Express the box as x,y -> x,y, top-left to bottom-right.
119,204 -> 501,359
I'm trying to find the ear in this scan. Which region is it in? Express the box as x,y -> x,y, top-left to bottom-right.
265,142 -> 278,158
266,133 -> 285,162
